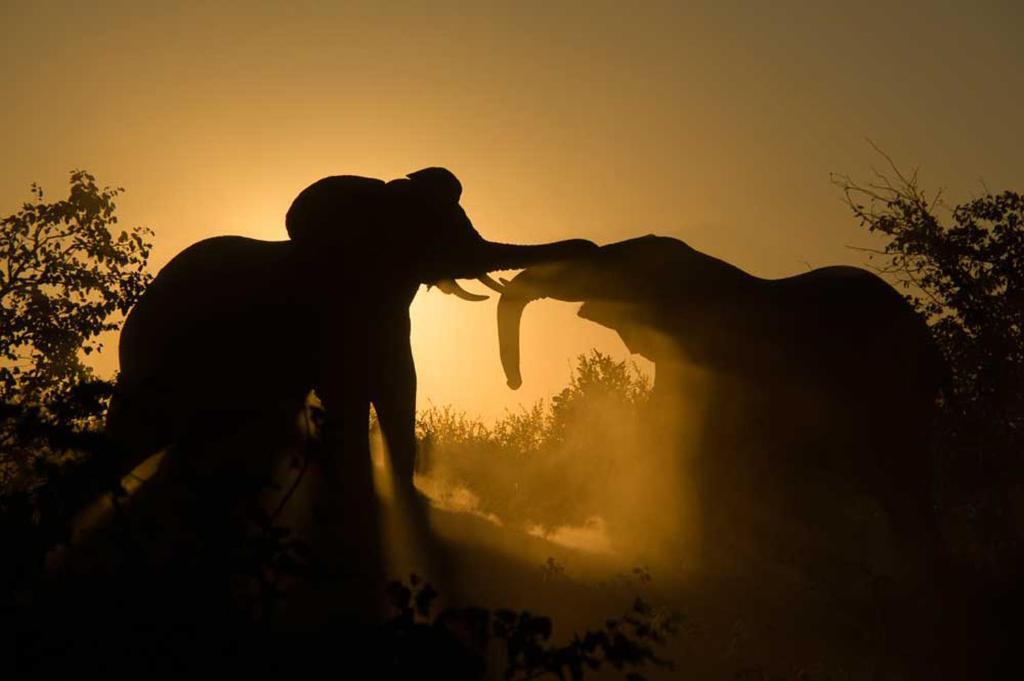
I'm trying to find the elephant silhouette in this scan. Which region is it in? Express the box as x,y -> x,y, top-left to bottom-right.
495,235 -> 944,579
106,168 -> 595,513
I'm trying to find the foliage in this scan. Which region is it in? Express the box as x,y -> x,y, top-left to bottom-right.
0,170 -> 153,406
384,575 -> 678,680
1,171 -> 154,606
1,169 -> 154,519
548,350 -> 651,446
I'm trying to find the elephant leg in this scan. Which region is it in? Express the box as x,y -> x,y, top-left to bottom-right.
368,311 -> 419,496
104,385 -> 174,482
302,376 -> 385,625
371,369 -> 417,496
368,318 -> 458,588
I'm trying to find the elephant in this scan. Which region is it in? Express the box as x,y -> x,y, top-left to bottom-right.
494,234 -> 945,581
105,168 -> 596,507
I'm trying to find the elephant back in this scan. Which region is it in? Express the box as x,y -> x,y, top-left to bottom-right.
285,175 -> 387,246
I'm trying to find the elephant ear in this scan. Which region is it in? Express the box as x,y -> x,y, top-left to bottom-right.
405,167 -> 462,204
285,175 -> 387,243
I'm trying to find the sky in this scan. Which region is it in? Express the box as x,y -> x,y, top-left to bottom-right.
2,0 -> 1022,421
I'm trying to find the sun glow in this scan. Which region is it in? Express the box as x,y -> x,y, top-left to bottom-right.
411,291 -> 653,422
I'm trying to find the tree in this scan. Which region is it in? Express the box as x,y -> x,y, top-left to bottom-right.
0,170 -> 153,408
1,170 -> 153,496
0,170 -> 154,602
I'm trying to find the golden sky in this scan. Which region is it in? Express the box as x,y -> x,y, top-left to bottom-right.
2,1 -> 1021,420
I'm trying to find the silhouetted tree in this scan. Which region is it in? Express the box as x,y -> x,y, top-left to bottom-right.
547,350 -> 650,443
1,169 -> 152,475
0,170 -> 153,407
1,171 -> 153,599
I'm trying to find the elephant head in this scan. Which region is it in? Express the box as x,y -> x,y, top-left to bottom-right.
285,167 -> 598,301
496,236 -> 680,388
495,235 -> 764,388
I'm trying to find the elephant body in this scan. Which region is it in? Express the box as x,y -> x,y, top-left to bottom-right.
105,234 -> 399,620
109,234 -> 417,459
535,236 -> 939,404
113,237 -> 312,433
498,235 -> 944,579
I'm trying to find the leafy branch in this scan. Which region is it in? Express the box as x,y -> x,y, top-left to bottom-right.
0,170 -> 153,406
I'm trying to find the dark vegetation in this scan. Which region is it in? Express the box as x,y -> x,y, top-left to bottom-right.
2,162 -> 1022,677
2,171 -> 153,608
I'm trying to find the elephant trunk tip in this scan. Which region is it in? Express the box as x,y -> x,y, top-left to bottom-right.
506,376 -> 522,390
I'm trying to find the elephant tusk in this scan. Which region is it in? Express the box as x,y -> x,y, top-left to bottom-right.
476,274 -> 506,293
436,278 -> 490,302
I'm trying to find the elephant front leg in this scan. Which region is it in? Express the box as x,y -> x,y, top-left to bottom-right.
369,324 -> 418,498
316,390 -> 373,495
307,365 -> 385,622
369,318 -> 457,587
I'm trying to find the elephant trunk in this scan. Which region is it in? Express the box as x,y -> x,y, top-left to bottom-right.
473,239 -> 597,275
497,292 -> 532,390
497,263 -> 595,389
429,238 -> 597,302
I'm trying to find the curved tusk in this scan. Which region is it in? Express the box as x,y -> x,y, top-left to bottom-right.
476,274 -> 506,293
435,278 -> 490,302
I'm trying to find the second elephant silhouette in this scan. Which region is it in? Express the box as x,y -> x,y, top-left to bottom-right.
496,234 -> 943,578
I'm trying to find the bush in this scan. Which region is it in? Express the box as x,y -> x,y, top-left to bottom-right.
417,350 -> 651,531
